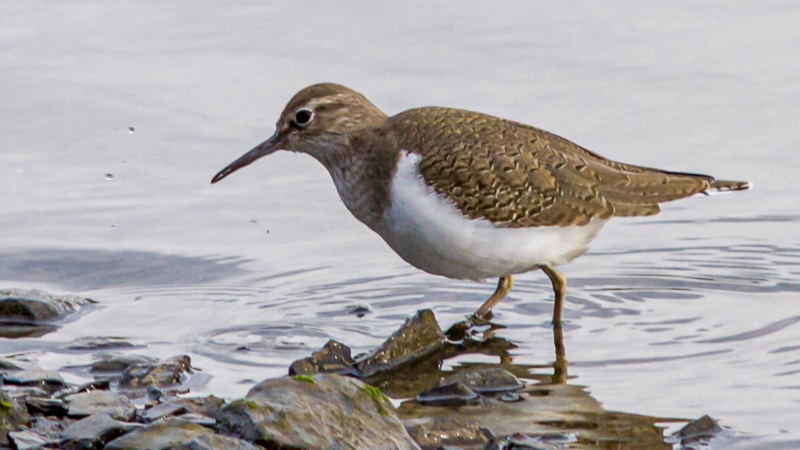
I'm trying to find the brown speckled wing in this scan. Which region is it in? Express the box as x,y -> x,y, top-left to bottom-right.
390,107 -> 716,228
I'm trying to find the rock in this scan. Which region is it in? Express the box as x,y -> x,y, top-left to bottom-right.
141,402 -> 187,423
65,337 -> 137,351
0,358 -> 21,371
2,369 -> 69,394
60,413 -> 142,449
0,392 -> 31,447
403,417 -> 486,449
65,390 -> 135,421
289,339 -> 356,376
505,432 -> 577,449
90,355 -> 158,374
416,381 -> 480,407
8,429 -> 51,449
173,414 -> 215,428
175,396 -> 224,419
0,289 -> 94,323
118,355 -> 192,391
217,374 -> 420,450
357,309 -> 445,377
443,368 -> 523,394
677,415 -> 724,442
171,434 -> 259,450
25,397 -> 68,417
104,418 -> 215,450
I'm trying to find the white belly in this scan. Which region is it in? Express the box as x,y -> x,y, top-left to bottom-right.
379,151 -> 607,281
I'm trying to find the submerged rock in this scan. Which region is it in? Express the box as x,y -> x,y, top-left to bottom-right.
65,390 -> 135,421
104,418 -> 214,450
65,337 -> 137,351
357,309 -> 446,377
289,339 -> 356,376
417,381 -> 480,407
59,413 -> 142,449
403,417 -> 486,449
444,368 -> 523,394
217,374 -> 420,450
676,415 -> 724,443
118,355 -> 192,392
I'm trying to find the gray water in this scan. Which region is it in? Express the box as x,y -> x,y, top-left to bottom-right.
1,2 -> 799,448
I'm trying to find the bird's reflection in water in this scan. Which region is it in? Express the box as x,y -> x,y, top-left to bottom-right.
369,320 -> 680,450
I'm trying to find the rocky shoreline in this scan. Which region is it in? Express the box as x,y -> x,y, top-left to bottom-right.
0,289 -> 728,449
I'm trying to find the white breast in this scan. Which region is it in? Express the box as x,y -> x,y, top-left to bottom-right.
379,151 -> 607,281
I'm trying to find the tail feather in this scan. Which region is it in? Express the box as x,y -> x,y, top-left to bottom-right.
708,180 -> 750,192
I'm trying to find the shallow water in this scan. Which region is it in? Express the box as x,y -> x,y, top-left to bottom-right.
1,1 -> 799,447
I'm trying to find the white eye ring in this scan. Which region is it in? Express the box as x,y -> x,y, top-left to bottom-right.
295,108 -> 314,127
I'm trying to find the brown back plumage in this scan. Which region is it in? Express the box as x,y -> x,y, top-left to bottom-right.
390,107 -> 748,228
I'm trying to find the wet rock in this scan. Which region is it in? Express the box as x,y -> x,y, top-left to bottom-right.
417,381 -> 480,407
0,289 -> 94,321
289,339 -> 356,376
677,415 -> 724,442
217,373 -> 420,450
118,355 -> 192,391
357,309 -> 445,377
0,392 -> 31,446
65,337 -> 137,351
60,412 -> 143,449
2,369 -> 69,394
8,429 -> 51,449
173,413 -> 215,428
65,390 -> 135,421
141,402 -> 187,423
90,355 -> 158,374
171,434 -> 259,450
104,418 -> 214,450
444,368 -> 523,394
25,397 -> 68,417
403,417 -> 486,449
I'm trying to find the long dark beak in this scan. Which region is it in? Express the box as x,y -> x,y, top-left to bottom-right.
211,133 -> 283,184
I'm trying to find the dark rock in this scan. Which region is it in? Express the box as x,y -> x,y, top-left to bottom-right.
288,339 -> 356,376
60,412 -> 142,450
0,392 -> 31,447
417,381 -> 480,407
0,289 -> 94,322
171,434 -> 259,450
8,429 -> 51,449
677,415 -> 723,442
104,418 -> 215,450
347,305 -> 371,318
90,355 -> 158,374
141,402 -> 187,423
65,337 -> 137,351
0,323 -> 59,338
403,417 -> 486,449
118,355 -> 192,391
2,369 -> 69,394
444,368 -> 523,394
25,397 -> 68,417
357,309 -> 445,377
65,390 -> 135,420
217,374 -> 420,450
175,396 -> 224,418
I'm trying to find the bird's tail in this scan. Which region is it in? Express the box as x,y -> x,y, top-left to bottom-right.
708,180 -> 751,192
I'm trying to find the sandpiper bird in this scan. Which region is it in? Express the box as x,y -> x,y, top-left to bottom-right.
211,83 -> 749,325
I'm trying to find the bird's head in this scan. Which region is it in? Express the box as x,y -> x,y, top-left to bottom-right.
211,83 -> 386,183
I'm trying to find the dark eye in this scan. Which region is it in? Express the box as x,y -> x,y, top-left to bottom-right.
295,108 -> 313,127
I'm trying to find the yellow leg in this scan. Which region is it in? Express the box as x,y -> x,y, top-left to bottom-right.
540,265 -> 566,325
475,276 -> 514,319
